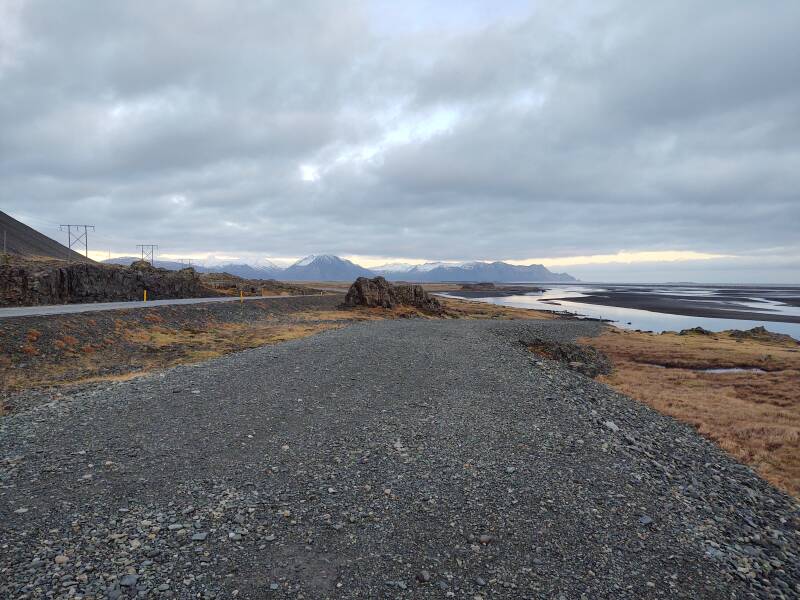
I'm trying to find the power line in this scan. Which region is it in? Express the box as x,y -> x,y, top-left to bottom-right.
59,224 -> 95,260
136,244 -> 158,265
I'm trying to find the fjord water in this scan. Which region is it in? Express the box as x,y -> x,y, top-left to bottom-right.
448,284 -> 800,340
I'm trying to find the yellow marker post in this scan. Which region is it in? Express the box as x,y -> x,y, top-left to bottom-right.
144,289 -> 147,302
240,290 -> 244,304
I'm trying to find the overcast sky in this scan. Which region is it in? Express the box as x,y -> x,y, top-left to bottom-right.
1,1 -> 798,282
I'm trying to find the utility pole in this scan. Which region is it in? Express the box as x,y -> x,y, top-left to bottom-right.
136,244 -> 158,265
59,224 -> 95,260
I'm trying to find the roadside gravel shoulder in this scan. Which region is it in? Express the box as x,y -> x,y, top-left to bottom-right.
1,319 -> 798,599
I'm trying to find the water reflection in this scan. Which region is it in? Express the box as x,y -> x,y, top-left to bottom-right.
441,284 -> 800,340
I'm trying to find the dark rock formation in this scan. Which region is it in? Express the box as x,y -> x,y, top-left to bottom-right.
343,276 -> 443,313
0,258 -> 221,306
527,338 -> 612,378
678,327 -> 713,336
728,326 -> 799,345
460,282 -> 496,291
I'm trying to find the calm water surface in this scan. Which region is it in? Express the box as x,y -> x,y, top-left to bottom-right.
442,284 -> 800,340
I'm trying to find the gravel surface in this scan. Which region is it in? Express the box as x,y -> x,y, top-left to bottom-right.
1,318 -> 798,599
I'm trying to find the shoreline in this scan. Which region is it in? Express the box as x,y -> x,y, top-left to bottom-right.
565,292 -> 800,324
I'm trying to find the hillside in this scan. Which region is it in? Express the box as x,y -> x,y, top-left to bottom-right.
104,257 -> 283,279
378,261 -> 576,283
0,211 -> 92,262
280,255 -> 373,281
103,253 -> 577,283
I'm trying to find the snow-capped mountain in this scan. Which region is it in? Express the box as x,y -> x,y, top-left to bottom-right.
281,255 -> 374,281
370,262 -> 417,273
103,255 -> 575,282
379,261 -> 576,283
102,257 -> 283,279
204,263 -> 283,279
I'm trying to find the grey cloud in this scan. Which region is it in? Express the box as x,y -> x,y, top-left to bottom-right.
1,0 -> 798,281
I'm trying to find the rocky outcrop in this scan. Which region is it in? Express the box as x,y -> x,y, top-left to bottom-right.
343,276 -> 443,313
728,326 -> 799,345
0,259 -> 221,306
527,338 -> 612,378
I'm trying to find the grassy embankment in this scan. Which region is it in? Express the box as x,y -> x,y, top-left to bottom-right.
580,327 -> 800,497
0,298 -> 551,413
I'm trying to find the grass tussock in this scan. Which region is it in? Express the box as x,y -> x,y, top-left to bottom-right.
581,328 -> 800,497
440,297 -> 554,320
1,320 -> 339,403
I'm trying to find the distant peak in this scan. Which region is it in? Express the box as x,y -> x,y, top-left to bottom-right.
291,254 -> 342,267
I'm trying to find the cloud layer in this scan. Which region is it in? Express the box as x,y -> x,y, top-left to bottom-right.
1,0 -> 798,281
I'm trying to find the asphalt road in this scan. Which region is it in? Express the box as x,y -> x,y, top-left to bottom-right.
1,319 -> 798,599
0,294 -> 313,319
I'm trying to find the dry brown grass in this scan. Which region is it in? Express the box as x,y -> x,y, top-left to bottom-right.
1,298 -> 554,414
581,328 -> 800,497
440,297 -> 555,320
2,321 -> 340,397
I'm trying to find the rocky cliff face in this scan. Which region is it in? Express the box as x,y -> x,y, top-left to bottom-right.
342,276 -> 443,313
0,258 -> 220,306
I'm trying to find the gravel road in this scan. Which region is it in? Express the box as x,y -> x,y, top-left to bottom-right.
0,295 -> 317,320
1,319 -> 798,599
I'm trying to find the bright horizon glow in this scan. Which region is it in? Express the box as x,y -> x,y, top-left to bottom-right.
90,250 -> 734,268
510,251 -> 735,267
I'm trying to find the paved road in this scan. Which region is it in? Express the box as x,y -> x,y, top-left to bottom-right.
0,294 -> 314,319
1,319 -> 798,599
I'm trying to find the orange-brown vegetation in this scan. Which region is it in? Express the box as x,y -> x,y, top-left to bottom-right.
59,334 -> 79,347
20,344 -> 38,356
441,297 -> 555,320
1,296 -> 554,411
581,327 -> 800,497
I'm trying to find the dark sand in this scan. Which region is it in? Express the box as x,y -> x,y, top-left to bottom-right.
565,285 -> 800,323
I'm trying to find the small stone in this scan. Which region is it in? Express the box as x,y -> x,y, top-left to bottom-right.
476,577 -> 487,586
639,515 -> 653,526
229,532 -> 242,541
269,583 -> 279,591
54,554 -> 69,565
603,421 -> 619,432
417,570 -> 431,583
120,574 -> 139,587
14,507 -> 28,514
264,534 -> 276,542
158,584 -> 170,592
479,534 -> 494,545
505,466 -> 516,474
191,532 -> 208,541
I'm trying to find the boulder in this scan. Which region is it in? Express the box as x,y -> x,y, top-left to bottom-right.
343,276 -> 443,313
130,259 -> 154,270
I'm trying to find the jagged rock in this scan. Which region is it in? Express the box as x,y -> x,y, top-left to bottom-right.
527,338 -> 612,378
343,276 -> 442,313
130,259 -> 155,270
728,326 -> 798,344
678,327 -> 712,336
0,259 -> 220,306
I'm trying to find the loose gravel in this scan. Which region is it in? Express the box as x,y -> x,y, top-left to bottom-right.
1,319 -> 798,599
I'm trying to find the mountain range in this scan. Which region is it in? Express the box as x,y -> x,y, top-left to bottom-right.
102,254 -> 575,282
